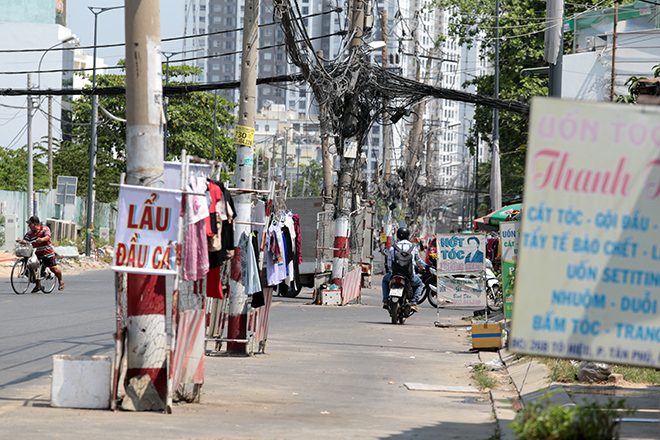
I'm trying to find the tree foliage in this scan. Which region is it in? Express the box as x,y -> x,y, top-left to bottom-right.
0,144 -> 50,192
429,0 -> 618,202
53,64 -> 236,203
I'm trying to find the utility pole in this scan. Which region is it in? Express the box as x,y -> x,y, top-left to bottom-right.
48,95 -> 53,190
317,50 -> 333,199
26,74 -> 34,218
490,0 -> 502,211
124,0 -> 167,407
380,12 -> 391,181
226,0 -> 259,353
331,0 -> 366,285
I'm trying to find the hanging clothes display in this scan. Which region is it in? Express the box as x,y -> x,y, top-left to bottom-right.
238,231 -> 262,296
265,223 -> 287,286
183,176 -> 210,281
292,214 -> 302,264
206,179 -> 237,298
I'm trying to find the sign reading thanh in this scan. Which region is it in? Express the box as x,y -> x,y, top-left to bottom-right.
510,97 -> 660,367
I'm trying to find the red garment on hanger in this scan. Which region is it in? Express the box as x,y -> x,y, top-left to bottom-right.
206,266 -> 224,299
206,181 -> 223,236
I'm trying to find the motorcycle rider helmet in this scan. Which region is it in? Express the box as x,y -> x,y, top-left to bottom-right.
396,227 -> 410,241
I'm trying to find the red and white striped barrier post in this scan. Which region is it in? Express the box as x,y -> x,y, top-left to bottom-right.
331,214 -> 350,286
126,274 -> 168,402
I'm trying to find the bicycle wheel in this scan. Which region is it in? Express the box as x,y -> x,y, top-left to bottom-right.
11,260 -> 31,294
40,267 -> 56,294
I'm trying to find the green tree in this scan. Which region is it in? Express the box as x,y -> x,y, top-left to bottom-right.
429,0 -> 619,201
0,144 -> 50,192
53,64 -> 236,203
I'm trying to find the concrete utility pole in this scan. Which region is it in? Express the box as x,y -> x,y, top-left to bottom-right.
317,50 -> 333,198
226,0 -> 259,353
380,11 -> 391,181
490,0 -> 502,211
124,0 -> 167,406
26,74 -> 34,218
331,0 -> 366,285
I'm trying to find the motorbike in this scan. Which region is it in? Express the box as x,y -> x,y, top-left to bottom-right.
386,274 -> 417,324
418,263 -> 437,306
485,259 -> 502,310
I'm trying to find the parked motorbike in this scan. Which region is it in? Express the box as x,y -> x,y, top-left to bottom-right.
418,263 -> 437,306
485,259 -> 502,310
386,274 -> 417,324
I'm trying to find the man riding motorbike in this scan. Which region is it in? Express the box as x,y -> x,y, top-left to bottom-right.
382,227 -> 424,312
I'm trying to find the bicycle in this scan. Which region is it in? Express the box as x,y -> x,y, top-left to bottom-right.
11,244 -> 57,294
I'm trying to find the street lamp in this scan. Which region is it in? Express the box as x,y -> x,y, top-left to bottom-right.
86,5 -> 124,257
36,34 -> 79,193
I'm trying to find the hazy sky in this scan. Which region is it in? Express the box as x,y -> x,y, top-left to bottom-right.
66,1 -> 187,69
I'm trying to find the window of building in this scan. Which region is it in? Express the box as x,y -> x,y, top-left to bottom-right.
276,65 -> 282,74
302,6 -> 309,14
224,64 -> 232,73
226,17 -> 233,26
213,5 -> 221,11
213,40 -> 221,47
213,16 -> 221,23
226,5 -> 233,13
200,4 -> 206,11
224,75 -> 231,81
212,75 -> 220,81
264,29 -> 273,36
212,63 -> 220,70
225,41 -> 233,49
265,124 -> 270,132
199,17 -> 206,23
263,64 -> 272,72
264,52 -> 272,60
298,101 -> 306,109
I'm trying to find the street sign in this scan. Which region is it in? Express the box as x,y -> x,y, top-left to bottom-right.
55,176 -> 78,205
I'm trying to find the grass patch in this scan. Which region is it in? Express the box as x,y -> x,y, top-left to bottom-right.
533,357 -> 660,384
472,363 -> 497,390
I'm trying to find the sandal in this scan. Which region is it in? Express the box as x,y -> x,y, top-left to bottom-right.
58,281 -> 65,291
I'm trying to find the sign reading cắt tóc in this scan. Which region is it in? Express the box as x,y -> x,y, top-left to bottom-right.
112,185 -> 181,275
511,97 -> 660,368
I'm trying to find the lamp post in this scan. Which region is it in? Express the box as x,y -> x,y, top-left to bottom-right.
86,5 -> 124,257
37,34 -> 79,193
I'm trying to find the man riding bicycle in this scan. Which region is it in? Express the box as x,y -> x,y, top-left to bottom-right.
17,216 -> 65,292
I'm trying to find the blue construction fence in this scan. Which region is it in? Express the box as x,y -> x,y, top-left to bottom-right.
0,189 -> 117,241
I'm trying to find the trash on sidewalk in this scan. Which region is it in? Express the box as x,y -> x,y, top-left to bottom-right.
471,322 -> 503,349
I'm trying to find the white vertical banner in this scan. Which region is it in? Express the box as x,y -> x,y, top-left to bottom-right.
511,97 -> 660,367
112,185 -> 181,275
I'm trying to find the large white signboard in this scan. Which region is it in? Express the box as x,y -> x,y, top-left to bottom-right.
112,185 -> 181,275
511,97 -> 660,367
436,233 -> 487,307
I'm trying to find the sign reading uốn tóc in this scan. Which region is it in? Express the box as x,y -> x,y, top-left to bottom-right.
510,97 -> 660,368
112,185 -> 181,275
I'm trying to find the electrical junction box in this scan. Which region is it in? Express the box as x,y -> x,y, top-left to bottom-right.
321,289 -> 341,306
471,322 -> 503,349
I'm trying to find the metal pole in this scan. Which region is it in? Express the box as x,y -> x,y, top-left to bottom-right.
163,59 -> 170,160
296,145 -> 300,196
490,0 -> 502,211
226,0 -> 259,353
27,74 -> 34,218
212,90 -> 218,160
610,3 -> 619,102
85,11 -> 99,256
48,95 -> 53,190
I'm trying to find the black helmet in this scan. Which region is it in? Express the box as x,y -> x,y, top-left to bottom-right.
396,227 -> 410,240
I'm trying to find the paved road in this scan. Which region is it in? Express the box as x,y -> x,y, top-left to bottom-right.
0,269 -> 499,439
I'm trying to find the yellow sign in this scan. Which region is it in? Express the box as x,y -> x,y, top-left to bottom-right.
234,125 -> 255,147
511,97 -> 660,368
380,233 -> 387,242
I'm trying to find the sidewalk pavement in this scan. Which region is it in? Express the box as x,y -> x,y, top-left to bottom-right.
480,315 -> 660,440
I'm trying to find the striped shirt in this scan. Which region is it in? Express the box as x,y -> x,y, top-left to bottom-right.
24,225 -> 55,259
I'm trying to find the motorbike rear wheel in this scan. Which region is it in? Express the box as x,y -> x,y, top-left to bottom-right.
427,286 -> 439,308
390,301 -> 399,324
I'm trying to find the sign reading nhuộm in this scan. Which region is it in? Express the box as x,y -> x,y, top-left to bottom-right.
510,97 -> 660,368
436,233 -> 487,307
112,185 -> 181,275
500,221 -> 520,318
